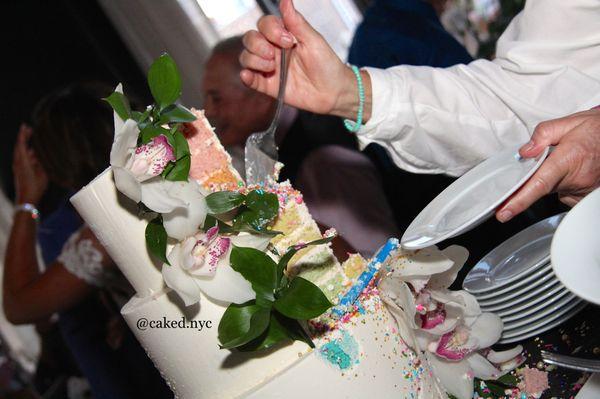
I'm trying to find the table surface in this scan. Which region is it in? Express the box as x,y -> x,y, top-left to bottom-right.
498,303 -> 599,398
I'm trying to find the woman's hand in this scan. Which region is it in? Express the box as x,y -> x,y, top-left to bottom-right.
497,108 -> 600,222
240,0 -> 370,120
13,124 -> 48,206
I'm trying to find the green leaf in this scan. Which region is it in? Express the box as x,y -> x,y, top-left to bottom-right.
145,216 -> 169,265
230,190 -> 279,233
495,373 -> 518,387
276,236 -> 335,284
164,155 -> 190,181
244,190 -> 279,226
158,104 -> 196,124
230,246 -> 277,302
476,380 -> 506,397
104,91 -> 131,121
206,191 -> 246,214
140,125 -> 172,144
274,277 -> 332,319
239,312 -> 314,351
231,216 -> 281,236
132,109 -> 152,130
238,312 -> 290,351
202,215 -> 237,234
218,302 -> 271,349
172,131 -> 190,159
161,162 -> 175,179
147,53 -> 182,110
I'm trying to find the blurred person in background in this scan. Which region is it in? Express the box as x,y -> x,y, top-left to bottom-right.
202,36 -> 399,257
4,83 -> 172,399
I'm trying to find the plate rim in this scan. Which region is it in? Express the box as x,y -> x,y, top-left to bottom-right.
464,213 -> 565,294
479,279 -> 565,312
498,302 -> 587,344
401,145 -> 549,250
496,288 -> 572,319
501,298 -> 585,337
474,263 -> 558,302
502,295 -> 583,330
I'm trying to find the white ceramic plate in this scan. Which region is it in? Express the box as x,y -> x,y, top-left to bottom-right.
576,373 -> 600,399
552,187 -> 600,305
496,289 -> 572,319
498,302 -> 587,344
502,296 -> 582,329
475,264 -> 555,303
463,213 -> 564,294
480,279 -> 565,313
401,144 -> 549,250
502,299 -> 585,336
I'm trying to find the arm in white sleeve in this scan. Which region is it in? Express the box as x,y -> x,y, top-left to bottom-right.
357,0 -> 600,176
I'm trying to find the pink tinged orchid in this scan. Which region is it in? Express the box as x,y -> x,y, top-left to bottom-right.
378,245 -> 524,399
161,231 -> 272,307
420,304 -> 446,330
432,326 -> 477,361
180,227 -> 231,276
125,135 -> 175,182
109,84 -> 207,220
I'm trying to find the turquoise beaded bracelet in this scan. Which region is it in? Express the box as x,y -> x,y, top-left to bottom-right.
343,65 -> 364,133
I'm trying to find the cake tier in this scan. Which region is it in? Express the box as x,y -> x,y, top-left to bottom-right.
121,286 -> 443,399
70,168 -> 164,296
121,288 -> 310,399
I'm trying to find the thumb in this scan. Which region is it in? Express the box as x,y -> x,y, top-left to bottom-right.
520,114 -> 586,158
280,0 -> 319,42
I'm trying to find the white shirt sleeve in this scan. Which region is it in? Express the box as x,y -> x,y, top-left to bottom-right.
357,0 -> 600,176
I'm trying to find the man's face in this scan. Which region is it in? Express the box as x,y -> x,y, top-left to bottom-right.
202,54 -> 273,147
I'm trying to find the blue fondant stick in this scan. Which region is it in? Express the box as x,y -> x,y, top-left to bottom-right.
331,238 -> 398,318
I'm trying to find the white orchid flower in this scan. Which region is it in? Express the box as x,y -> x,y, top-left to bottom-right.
162,228 -> 271,306
379,245 -> 524,399
110,83 -> 186,214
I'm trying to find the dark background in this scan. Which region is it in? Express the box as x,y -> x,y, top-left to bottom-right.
2,0 -> 151,198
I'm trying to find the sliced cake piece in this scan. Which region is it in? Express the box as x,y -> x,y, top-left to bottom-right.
183,108 -> 243,191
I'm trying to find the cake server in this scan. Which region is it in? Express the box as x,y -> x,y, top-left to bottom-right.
244,4 -> 289,186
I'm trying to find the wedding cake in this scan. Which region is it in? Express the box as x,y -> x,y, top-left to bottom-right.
70,55 -> 524,399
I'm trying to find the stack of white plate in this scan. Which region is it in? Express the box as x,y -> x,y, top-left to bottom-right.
463,213 -> 586,344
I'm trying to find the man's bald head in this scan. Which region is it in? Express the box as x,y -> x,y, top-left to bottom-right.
202,35 -> 275,147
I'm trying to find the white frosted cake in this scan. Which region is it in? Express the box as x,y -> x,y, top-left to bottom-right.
71,99 -> 442,399
70,110 -> 444,398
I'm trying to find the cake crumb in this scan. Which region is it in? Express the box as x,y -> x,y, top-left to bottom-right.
517,366 -> 549,398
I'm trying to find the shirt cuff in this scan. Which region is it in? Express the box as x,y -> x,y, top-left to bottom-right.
356,67 -> 405,139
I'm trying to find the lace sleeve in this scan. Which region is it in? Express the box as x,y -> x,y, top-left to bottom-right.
57,227 -> 111,287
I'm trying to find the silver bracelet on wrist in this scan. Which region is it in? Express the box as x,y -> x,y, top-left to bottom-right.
15,203 -> 40,221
